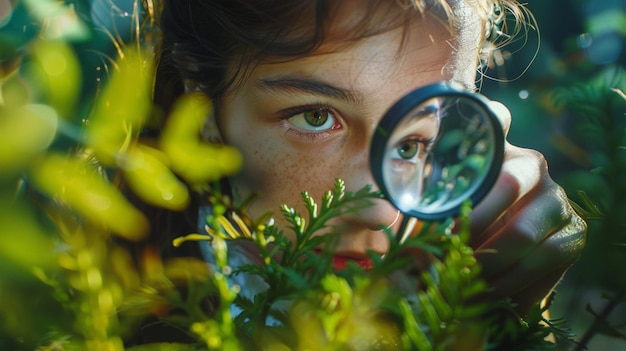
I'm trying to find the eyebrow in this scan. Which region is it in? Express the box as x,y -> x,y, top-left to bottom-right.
256,77 -> 362,104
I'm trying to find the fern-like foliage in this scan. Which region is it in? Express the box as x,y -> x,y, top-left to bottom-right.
233,179 -> 384,336
160,177 -> 584,350
215,182 -> 550,350
552,66 -> 626,350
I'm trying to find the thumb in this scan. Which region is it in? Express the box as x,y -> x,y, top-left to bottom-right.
488,100 -> 511,137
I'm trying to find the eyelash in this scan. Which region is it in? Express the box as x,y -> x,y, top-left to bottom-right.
278,104 -> 342,140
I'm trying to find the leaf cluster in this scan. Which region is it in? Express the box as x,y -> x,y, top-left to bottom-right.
552,67 -> 626,350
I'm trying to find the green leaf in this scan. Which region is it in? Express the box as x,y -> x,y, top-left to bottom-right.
127,342 -> 202,351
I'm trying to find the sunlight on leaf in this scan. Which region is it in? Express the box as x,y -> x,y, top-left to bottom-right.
0,201 -> 55,267
30,154 -> 148,241
27,39 -> 81,118
87,48 -> 153,165
161,93 -> 242,185
172,233 -> 213,248
612,88 -> 626,101
0,103 -> 57,174
121,144 -> 189,210
126,343 -> 201,351
289,276 -> 402,350
0,73 -> 30,107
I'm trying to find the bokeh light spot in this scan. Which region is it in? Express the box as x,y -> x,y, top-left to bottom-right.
518,90 -> 529,100
577,33 -> 592,48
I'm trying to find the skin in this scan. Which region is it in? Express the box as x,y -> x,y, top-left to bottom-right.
211,3 -> 586,311
218,15 -> 452,258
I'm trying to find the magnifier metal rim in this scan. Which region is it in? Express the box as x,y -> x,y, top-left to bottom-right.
370,81 -> 505,221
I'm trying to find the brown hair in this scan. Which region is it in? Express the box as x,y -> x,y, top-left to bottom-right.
154,0 -> 527,114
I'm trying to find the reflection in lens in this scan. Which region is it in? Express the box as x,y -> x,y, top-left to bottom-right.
397,141 -> 419,160
383,101 -> 440,212
380,96 -> 498,217
370,81 -> 504,226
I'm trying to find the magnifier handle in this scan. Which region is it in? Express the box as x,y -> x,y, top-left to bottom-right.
396,216 -> 418,243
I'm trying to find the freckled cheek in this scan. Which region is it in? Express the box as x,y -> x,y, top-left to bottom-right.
230,140 -> 346,220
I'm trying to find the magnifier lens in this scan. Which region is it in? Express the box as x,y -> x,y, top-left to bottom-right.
371,82 -> 504,221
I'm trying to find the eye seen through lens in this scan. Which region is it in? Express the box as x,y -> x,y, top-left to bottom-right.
370,82 -> 504,221
397,141 -> 419,160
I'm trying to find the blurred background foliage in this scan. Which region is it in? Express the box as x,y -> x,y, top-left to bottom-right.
480,1 -> 626,349
0,0 -> 625,350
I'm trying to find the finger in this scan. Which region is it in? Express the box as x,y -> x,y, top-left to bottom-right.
475,191 -> 586,279
488,100 -> 511,137
477,214 -> 586,312
470,146 -> 544,245
480,261 -> 571,315
467,102 -> 516,238
500,147 -> 546,197
470,171 -> 519,244
509,268 -> 569,315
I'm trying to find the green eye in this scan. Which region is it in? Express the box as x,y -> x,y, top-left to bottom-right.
397,141 -> 419,159
303,110 -> 329,127
287,108 -> 336,131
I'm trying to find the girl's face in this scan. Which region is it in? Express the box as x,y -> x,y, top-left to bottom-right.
217,8 -> 477,262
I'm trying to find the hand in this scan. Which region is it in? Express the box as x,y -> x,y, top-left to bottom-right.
468,102 -> 587,313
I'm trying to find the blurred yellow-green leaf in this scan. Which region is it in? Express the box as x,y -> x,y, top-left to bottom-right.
27,39 -> 81,118
87,48 -> 153,165
30,154 -> 148,241
0,103 -> 58,175
121,144 -> 190,211
126,343 -> 201,351
162,257 -> 213,282
161,93 -> 242,184
0,73 -> 30,107
0,200 -> 55,267
172,233 -> 213,248
289,276 -> 402,349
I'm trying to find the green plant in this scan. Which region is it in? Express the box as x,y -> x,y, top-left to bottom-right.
552,67 -> 626,350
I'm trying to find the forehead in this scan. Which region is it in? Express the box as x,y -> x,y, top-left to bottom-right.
241,13 -> 465,103
274,17 -> 450,72
227,1 -> 483,97
294,0 -> 456,53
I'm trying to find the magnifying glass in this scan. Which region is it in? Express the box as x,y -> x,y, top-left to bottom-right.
370,81 -> 504,241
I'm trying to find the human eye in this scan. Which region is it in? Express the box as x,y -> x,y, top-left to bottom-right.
396,140 -> 420,161
284,106 -> 341,132
393,138 -> 430,164
386,137 -> 431,189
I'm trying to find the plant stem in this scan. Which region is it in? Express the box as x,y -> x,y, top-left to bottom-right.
574,290 -> 625,351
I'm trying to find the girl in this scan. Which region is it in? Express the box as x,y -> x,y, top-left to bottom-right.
154,0 -> 586,318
